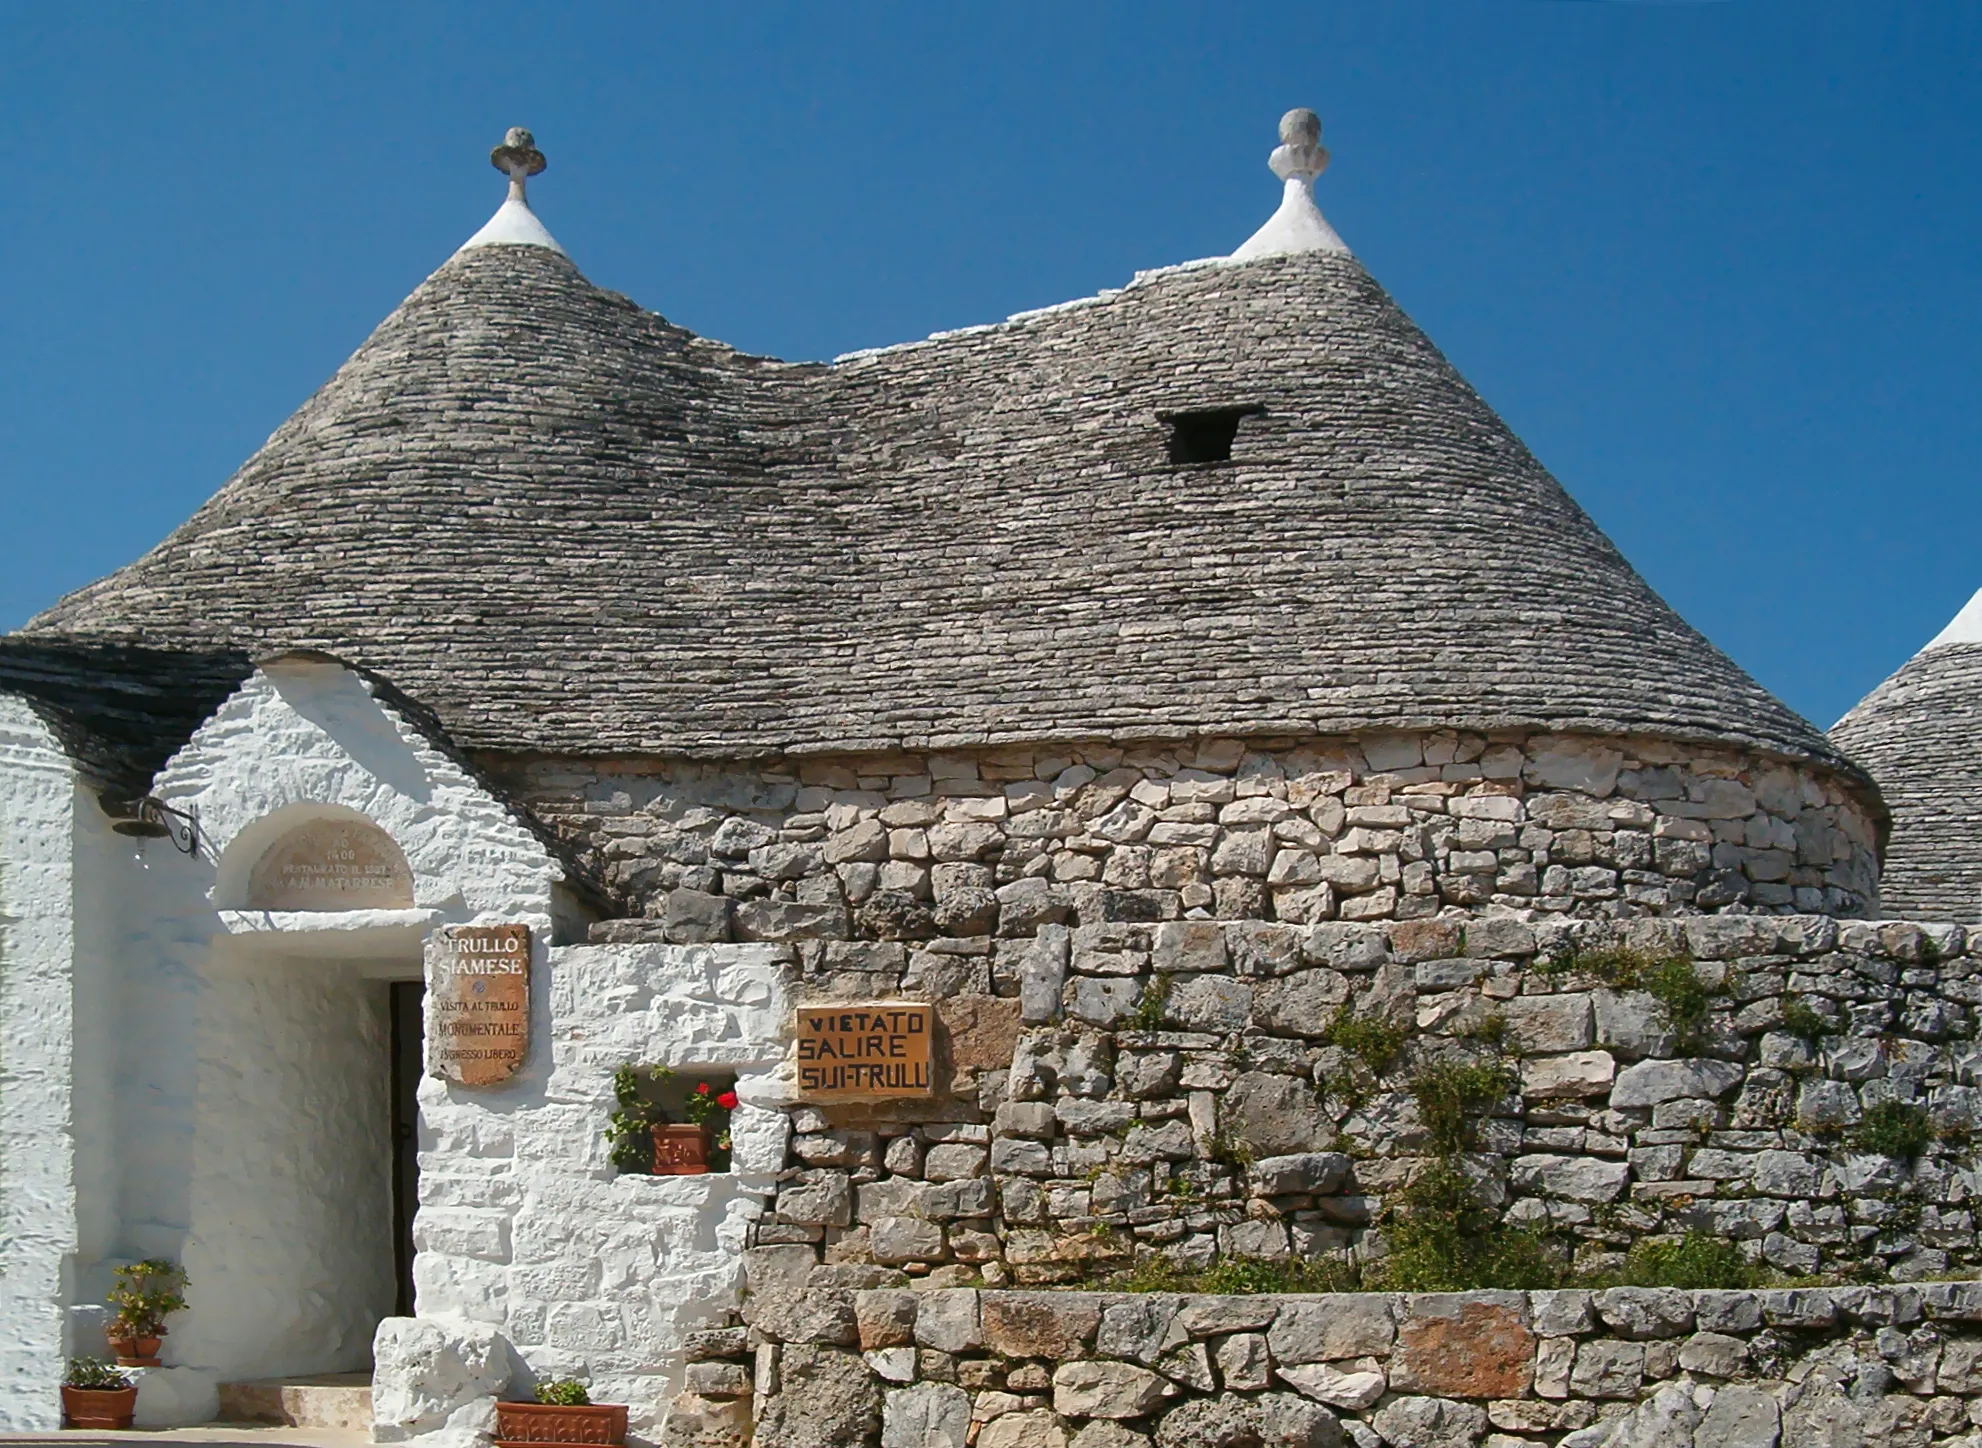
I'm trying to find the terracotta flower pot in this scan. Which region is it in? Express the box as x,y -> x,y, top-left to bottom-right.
494,1400 -> 628,1447
62,1385 -> 139,1429
108,1332 -> 163,1366
650,1122 -> 711,1175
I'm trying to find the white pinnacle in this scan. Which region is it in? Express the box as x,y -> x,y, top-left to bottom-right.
1231,109 -> 1350,262
460,127 -> 565,254
1917,586 -> 1982,655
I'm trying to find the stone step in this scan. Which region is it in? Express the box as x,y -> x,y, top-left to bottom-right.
216,1374 -> 373,1431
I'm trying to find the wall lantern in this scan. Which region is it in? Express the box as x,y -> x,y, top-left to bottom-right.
100,795 -> 201,855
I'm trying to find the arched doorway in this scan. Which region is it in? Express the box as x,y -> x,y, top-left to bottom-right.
184,808 -> 425,1381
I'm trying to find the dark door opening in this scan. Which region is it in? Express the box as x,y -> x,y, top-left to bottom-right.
389,980 -> 426,1318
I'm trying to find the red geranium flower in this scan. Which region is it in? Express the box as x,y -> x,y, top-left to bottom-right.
717,1090 -> 739,1110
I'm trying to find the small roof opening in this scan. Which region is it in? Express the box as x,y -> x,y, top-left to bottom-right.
1160,405 -> 1264,465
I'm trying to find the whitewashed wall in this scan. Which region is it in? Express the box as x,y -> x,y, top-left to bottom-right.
108,658 -> 565,1422
0,698 -> 81,1430
378,938 -> 792,1445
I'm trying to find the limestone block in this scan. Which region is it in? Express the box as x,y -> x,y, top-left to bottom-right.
1531,1290 -> 1595,1337
1609,1058 -> 1745,1108
1510,1154 -> 1630,1203
915,1289 -> 982,1353
1500,994 -> 1594,1053
1694,1385 -> 1780,1448
1071,1422 -> 1153,1448
1253,970 -> 1352,1036
753,1344 -> 882,1448
1521,1051 -> 1616,1099
980,1409 -> 1072,1448
1167,974 -> 1253,1032
1249,1152 -> 1351,1197
871,1216 -> 948,1265
659,1389 -> 757,1448
371,1314 -> 512,1445
1054,1361 -> 1168,1419
1222,1072 -> 1333,1158
884,1382 -> 972,1448
1267,1296 -> 1395,1363
1594,1288 -> 1695,1340
1569,1340 -> 1645,1399
1276,1362 -> 1386,1411
1389,1295 -> 1535,1398
982,1292 -> 1102,1359
1214,1333 -> 1273,1392
1368,1394 -> 1488,1448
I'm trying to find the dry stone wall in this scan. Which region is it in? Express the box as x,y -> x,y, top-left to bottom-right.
705,1281 -> 1982,1448
497,731 -> 1880,940
744,913 -> 1982,1287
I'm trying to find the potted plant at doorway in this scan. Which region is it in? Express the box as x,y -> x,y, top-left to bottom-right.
105,1258 -> 188,1366
494,1378 -> 628,1447
61,1356 -> 137,1429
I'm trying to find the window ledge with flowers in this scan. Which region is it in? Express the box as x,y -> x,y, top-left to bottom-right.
604,1065 -> 737,1176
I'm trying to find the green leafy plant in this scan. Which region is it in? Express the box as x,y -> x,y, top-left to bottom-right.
1374,1159 -> 1562,1292
1098,1253 -> 1362,1295
533,1378 -> 591,1406
1320,1008 -> 1408,1078
1127,975 -> 1172,1031
1545,946 -> 1722,1053
1614,1232 -> 1759,1290
64,1356 -> 133,1390
606,1064 -> 661,1173
1779,996 -> 1829,1046
1852,1101 -> 1934,1161
108,1259 -> 188,1337
1409,1060 -> 1515,1155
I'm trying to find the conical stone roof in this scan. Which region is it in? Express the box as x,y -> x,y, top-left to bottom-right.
1831,592 -> 1982,919
24,170 -> 1855,776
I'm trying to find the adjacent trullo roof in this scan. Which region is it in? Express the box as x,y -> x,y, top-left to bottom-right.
1831,588 -> 1982,919
20,114 -> 1859,781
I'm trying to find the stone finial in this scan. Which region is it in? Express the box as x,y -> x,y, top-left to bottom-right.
492,128 -> 547,179
1268,109 -> 1330,183
458,127 -> 565,255
1229,107 -> 1348,262
490,128 -> 547,204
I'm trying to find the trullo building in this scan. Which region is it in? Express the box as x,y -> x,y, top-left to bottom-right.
2,114 -> 1973,1442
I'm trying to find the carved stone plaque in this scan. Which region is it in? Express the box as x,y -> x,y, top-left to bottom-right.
245,818 -> 414,911
426,924 -> 531,1086
795,1002 -> 934,1101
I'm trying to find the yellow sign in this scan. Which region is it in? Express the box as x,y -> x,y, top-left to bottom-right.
795,1003 -> 934,1100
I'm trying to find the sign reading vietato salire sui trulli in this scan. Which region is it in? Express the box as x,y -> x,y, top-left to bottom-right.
426,924 -> 531,1086
795,1003 -> 934,1100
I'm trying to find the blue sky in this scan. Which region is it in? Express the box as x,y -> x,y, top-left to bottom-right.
2,3 -> 1977,730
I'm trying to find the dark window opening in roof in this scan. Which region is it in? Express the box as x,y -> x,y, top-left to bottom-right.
1161,405 -> 1263,465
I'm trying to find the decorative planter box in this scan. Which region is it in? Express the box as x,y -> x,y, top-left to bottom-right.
62,1385 -> 139,1429
494,1400 -> 629,1446
651,1122 -> 711,1175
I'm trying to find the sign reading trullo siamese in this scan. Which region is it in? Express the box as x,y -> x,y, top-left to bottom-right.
795,1003 -> 934,1100
426,924 -> 531,1085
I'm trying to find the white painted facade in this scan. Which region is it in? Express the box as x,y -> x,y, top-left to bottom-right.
0,698 -> 84,1429
0,657 -> 795,1435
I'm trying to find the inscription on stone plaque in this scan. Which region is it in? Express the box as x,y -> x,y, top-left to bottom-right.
795,1002 -> 934,1100
245,818 -> 415,911
426,924 -> 531,1086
